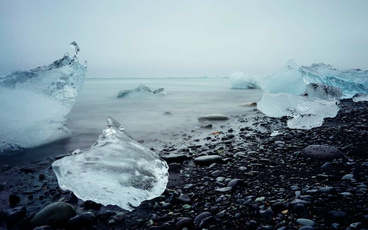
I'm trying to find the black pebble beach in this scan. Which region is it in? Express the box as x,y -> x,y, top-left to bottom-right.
1,99 -> 368,230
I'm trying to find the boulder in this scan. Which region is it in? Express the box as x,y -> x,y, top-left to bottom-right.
302,145 -> 344,160
31,202 -> 76,227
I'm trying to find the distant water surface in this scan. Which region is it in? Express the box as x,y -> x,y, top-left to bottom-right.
1,78 -> 263,165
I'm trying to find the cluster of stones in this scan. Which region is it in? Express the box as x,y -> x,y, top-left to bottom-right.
0,99 -> 367,229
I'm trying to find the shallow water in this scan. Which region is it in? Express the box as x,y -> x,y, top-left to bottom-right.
1,78 -> 263,166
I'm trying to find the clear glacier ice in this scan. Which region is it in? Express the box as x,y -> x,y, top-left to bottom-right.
256,61 -> 368,98
254,60 -> 367,129
257,93 -> 339,129
260,60 -> 306,95
0,43 -> 86,155
117,85 -> 166,98
230,72 -> 261,89
300,63 -> 368,98
52,117 -> 169,211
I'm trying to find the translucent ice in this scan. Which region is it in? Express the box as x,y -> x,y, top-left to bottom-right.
257,93 -> 339,129
117,85 -> 166,98
230,72 -> 261,89
301,63 -> 368,98
259,61 -> 368,98
69,41 -> 80,56
52,117 -> 169,211
261,60 -> 306,95
0,43 -> 86,154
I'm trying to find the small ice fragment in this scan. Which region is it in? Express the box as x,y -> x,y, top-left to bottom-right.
52,117 -> 169,211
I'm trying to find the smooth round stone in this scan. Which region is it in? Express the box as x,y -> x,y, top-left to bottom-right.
182,204 -> 191,209
255,197 -> 265,202
161,154 -> 188,163
194,155 -> 222,165
178,194 -> 191,204
319,186 -> 334,193
31,202 -> 76,227
227,179 -> 242,188
328,211 -> 347,219
211,170 -> 224,177
302,145 -> 344,160
176,217 -> 193,229
67,212 -> 95,229
215,187 -> 232,193
296,218 -> 315,227
341,174 -> 353,180
299,227 -> 315,230
198,114 -> 229,122
194,212 -> 212,225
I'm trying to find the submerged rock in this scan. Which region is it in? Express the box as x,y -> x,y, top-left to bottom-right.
198,114 -> 229,122
52,117 -> 169,211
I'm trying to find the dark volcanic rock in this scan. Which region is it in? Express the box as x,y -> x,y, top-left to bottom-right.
161,154 -> 188,163
194,212 -> 212,225
31,202 -> 76,227
9,194 -> 20,206
4,206 -> 26,225
194,155 -> 223,165
67,212 -> 95,229
302,145 -> 344,160
176,217 -> 193,229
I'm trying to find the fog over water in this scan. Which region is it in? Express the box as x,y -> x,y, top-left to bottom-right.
1,0 -> 368,78
0,78 -> 263,165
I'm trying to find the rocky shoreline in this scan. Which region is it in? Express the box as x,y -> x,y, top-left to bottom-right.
1,99 -> 368,230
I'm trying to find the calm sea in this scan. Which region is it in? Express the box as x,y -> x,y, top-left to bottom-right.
1,78 -> 263,165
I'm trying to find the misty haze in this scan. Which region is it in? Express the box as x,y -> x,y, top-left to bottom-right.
0,1 -> 368,229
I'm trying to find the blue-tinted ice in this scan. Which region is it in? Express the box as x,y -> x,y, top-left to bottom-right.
0,43 -> 86,155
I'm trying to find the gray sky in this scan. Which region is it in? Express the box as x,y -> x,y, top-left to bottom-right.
1,0 -> 367,78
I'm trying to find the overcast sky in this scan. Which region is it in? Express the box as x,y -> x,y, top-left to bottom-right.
0,0 -> 367,78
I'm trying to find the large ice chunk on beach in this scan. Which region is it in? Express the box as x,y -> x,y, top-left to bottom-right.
300,63 -> 368,98
0,42 -> 86,155
257,93 -> 339,129
52,117 -> 169,211
261,60 -> 306,95
230,72 -> 261,89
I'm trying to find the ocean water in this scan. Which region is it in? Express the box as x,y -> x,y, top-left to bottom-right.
1,78 -> 263,165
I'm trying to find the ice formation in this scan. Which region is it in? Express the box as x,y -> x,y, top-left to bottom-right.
300,63 -> 368,98
257,93 -> 339,129
255,60 -> 367,129
230,72 -> 261,89
261,60 -> 306,95
117,85 -> 166,98
0,43 -> 86,155
52,117 -> 169,211
256,61 -> 368,98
